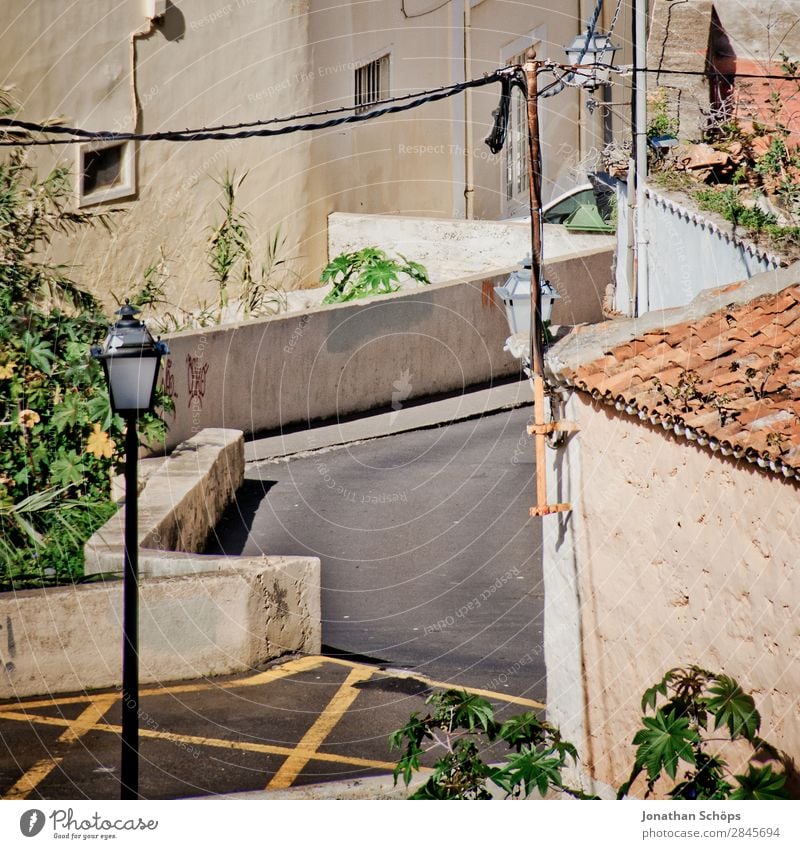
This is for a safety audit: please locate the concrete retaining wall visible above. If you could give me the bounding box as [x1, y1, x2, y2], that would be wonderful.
[0, 557, 320, 699]
[0, 429, 321, 699]
[158, 253, 613, 451]
[327, 212, 616, 284]
[85, 428, 245, 576]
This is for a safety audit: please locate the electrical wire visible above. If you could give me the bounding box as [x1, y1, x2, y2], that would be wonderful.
[400, 0, 451, 18]
[4, 59, 797, 148]
[0, 70, 512, 146]
[541, 0, 605, 98]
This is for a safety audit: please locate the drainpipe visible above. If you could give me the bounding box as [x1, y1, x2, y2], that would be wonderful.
[450, 1, 467, 218]
[129, 15, 157, 133]
[464, 0, 474, 218]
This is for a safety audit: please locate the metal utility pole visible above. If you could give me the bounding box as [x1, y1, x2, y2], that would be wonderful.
[524, 49, 571, 518]
[631, 0, 649, 315]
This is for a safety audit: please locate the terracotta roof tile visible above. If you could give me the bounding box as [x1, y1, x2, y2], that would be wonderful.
[557, 284, 800, 481]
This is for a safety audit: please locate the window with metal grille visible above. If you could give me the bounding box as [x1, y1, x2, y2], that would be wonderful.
[354, 55, 389, 113]
[505, 51, 529, 212]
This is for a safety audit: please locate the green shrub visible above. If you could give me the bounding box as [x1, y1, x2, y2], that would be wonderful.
[0, 148, 165, 589]
[391, 666, 789, 800]
[321, 247, 429, 304]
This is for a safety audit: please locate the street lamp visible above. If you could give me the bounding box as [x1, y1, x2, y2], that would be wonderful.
[494, 254, 561, 339]
[564, 29, 619, 91]
[91, 301, 168, 800]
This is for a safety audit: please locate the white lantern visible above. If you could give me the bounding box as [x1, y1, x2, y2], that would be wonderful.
[564, 30, 619, 91]
[494, 255, 562, 337]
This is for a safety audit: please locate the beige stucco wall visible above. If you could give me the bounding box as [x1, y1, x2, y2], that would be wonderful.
[1, 0, 314, 311]
[543, 391, 800, 794]
[2, 1, 626, 313]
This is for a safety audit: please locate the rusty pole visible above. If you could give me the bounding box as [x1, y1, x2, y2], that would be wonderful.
[524, 49, 545, 380]
[524, 49, 571, 517]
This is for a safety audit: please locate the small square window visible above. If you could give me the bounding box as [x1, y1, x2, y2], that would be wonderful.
[77, 140, 135, 206]
[354, 55, 389, 114]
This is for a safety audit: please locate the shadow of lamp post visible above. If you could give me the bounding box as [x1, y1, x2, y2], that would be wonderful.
[91, 302, 169, 800]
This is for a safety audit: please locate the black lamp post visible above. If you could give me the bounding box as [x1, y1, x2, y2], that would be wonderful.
[91, 302, 168, 800]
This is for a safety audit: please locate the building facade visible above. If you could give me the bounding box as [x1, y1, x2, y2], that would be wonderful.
[1, 0, 627, 312]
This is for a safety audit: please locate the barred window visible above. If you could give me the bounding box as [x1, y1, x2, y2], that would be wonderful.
[505, 51, 529, 211]
[354, 55, 389, 113]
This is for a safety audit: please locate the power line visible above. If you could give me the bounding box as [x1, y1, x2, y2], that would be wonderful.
[0, 70, 512, 146]
[4, 60, 799, 148]
[542, 0, 605, 98]
[634, 65, 800, 82]
[400, 0, 451, 19]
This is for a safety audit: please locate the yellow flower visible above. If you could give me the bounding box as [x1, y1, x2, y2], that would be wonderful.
[0, 362, 16, 379]
[86, 423, 116, 459]
[18, 408, 41, 428]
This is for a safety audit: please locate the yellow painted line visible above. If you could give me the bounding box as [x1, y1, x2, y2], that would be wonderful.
[0, 656, 325, 713]
[3, 757, 63, 800]
[142, 726, 399, 772]
[2, 694, 117, 800]
[137, 655, 326, 699]
[0, 709, 400, 773]
[0, 712, 75, 730]
[58, 694, 117, 744]
[0, 694, 97, 711]
[418, 676, 545, 710]
[268, 665, 374, 790]
[320, 657, 545, 709]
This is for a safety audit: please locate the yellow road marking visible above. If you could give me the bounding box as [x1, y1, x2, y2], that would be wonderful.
[3, 757, 63, 800]
[0, 656, 324, 713]
[321, 657, 545, 709]
[58, 694, 117, 744]
[268, 665, 374, 790]
[0, 654, 538, 796]
[139, 655, 325, 698]
[0, 709, 400, 773]
[1, 655, 539, 713]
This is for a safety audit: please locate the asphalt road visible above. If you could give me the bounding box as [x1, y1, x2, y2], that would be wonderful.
[208, 406, 544, 702]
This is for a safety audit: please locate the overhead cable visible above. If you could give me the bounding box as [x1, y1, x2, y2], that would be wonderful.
[0, 69, 512, 147]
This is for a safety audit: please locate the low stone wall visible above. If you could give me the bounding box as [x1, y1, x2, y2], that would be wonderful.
[85, 428, 244, 576]
[158, 253, 613, 451]
[0, 429, 321, 699]
[327, 212, 616, 284]
[0, 558, 320, 699]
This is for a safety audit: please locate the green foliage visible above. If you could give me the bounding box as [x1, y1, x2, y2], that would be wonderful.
[391, 668, 789, 801]
[618, 667, 788, 800]
[0, 146, 167, 589]
[207, 171, 293, 322]
[647, 89, 679, 141]
[321, 247, 430, 304]
[390, 689, 590, 800]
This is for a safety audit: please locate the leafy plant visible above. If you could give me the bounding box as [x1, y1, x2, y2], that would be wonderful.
[391, 668, 789, 800]
[390, 689, 593, 799]
[321, 247, 430, 304]
[618, 666, 789, 800]
[207, 170, 294, 321]
[0, 142, 168, 589]
[647, 88, 679, 141]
